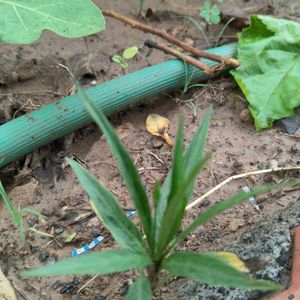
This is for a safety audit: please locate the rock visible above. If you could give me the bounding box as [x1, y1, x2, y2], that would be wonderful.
[228, 218, 245, 232]
[177, 198, 300, 300]
[278, 107, 300, 134]
[151, 136, 163, 149]
[41, 208, 53, 217]
[118, 282, 129, 296]
[54, 224, 64, 235]
[239, 109, 253, 124]
[38, 251, 50, 262]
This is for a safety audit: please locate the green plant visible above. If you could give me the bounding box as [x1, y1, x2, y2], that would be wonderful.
[0, 181, 44, 240]
[200, 0, 224, 25]
[139, 0, 146, 13]
[112, 46, 139, 69]
[231, 15, 300, 131]
[0, 0, 105, 44]
[21, 89, 300, 297]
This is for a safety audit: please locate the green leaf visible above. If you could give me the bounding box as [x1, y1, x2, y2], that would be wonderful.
[65, 232, 77, 243]
[21, 207, 44, 219]
[163, 252, 280, 290]
[0, 181, 18, 224]
[123, 46, 139, 60]
[169, 118, 184, 202]
[200, 0, 221, 25]
[231, 15, 300, 131]
[176, 179, 300, 244]
[0, 0, 105, 44]
[67, 159, 145, 253]
[154, 107, 212, 248]
[22, 249, 152, 277]
[28, 227, 53, 238]
[112, 55, 124, 65]
[76, 87, 153, 250]
[125, 278, 152, 300]
[156, 153, 210, 258]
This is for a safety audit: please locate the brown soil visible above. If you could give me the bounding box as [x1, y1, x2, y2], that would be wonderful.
[0, 0, 299, 299]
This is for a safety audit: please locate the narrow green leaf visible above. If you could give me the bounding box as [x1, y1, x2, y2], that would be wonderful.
[0, 181, 18, 224]
[163, 252, 280, 290]
[67, 159, 145, 253]
[22, 249, 152, 277]
[156, 154, 210, 258]
[76, 88, 153, 250]
[0, 0, 105, 44]
[28, 227, 53, 238]
[125, 278, 152, 300]
[169, 118, 184, 201]
[152, 181, 161, 208]
[21, 207, 45, 219]
[123, 46, 139, 60]
[154, 108, 212, 251]
[176, 179, 300, 245]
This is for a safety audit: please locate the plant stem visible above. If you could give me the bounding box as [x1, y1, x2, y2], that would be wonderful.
[144, 40, 214, 73]
[102, 9, 240, 68]
[147, 263, 161, 291]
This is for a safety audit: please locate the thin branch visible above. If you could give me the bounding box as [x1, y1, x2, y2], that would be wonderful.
[145, 40, 214, 73]
[186, 166, 300, 210]
[102, 9, 240, 68]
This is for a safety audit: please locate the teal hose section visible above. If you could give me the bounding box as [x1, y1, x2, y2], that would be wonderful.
[0, 43, 236, 168]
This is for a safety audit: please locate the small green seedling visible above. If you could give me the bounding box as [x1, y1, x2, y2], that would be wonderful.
[139, 0, 146, 13]
[112, 46, 139, 69]
[200, 0, 224, 25]
[22, 88, 300, 298]
[0, 181, 44, 240]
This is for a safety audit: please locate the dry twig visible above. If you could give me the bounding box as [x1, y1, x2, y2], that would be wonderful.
[145, 40, 214, 73]
[186, 166, 300, 210]
[102, 9, 240, 68]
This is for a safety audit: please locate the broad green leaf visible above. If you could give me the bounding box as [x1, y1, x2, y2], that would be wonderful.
[0, 0, 105, 44]
[123, 46, 139, 60]
[163, 252, 280, 290]
[176, 179, 300, 245]
[200, 0, 221, 25]
[112, 55, 123, 65]
[125, 278, 152, 300]
[154, 108, 212, 247]
[22, 249, 151, 277]
[231, 15, 300, 131]
[67, 159, 145, 254]
[76, 88, 153, 250]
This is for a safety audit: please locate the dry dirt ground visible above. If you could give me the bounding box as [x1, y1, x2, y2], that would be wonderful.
[0, 0, 300, 299]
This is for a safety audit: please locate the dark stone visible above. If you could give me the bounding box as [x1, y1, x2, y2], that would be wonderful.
[38, 251, 49, 262]
[54, 224, 64, 235]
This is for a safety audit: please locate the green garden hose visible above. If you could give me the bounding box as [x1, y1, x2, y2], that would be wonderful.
[0, 43, 237, 168]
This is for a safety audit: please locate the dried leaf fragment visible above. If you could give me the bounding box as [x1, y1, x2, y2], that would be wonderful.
[216, 252, 250, 273]
[146, 114, 173, 146]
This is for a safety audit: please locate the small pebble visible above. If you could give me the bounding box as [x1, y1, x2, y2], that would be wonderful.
[151, 137, 163, 149]
[38, 251, 50, 262]
[54, 224, 64, 235]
